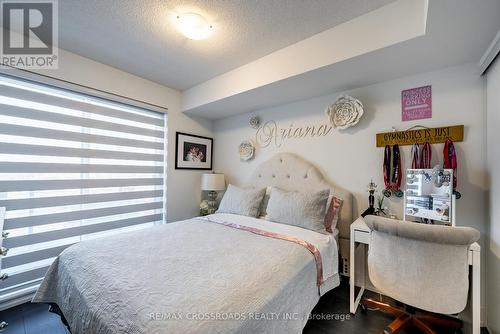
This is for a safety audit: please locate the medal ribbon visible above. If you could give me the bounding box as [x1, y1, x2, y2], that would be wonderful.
[383, 145, 392, 192]
[411, 144, 420, 169]
[420, 142, 432, 168]
[392, 144, 402, 192]
[443, 139, 458, 190]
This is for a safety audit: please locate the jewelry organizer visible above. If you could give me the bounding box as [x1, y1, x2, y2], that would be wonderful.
[404, 168, 456, 226]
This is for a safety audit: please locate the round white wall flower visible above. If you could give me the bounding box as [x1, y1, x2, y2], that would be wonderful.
[249, 116, 260, 129]
[239, 140, 255, 161]
[325, 95, 364, 129]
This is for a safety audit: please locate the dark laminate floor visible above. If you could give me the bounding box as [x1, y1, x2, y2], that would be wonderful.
[0, 278, 490, 334]
[0, 302, 69, 334]
[303, 279, 490, 334]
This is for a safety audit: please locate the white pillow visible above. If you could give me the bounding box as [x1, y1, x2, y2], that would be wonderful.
[217, 184, 266, 217]
[266, 187, 330, 233]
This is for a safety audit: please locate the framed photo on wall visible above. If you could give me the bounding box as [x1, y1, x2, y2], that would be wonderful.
[175, 132, 213, 170]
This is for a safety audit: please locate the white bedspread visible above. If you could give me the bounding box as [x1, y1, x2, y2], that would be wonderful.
[33, 213, 339, 334]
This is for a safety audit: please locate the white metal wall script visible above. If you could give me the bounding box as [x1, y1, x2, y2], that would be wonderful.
[255, 120, 333, 148]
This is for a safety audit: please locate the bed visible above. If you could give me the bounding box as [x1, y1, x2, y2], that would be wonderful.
[32, 153, 353, 334]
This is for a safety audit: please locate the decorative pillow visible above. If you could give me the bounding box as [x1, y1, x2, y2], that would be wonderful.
[217, 184, 266, 217]
[266, 187, 330, 233]
[324, 196, 343, 233]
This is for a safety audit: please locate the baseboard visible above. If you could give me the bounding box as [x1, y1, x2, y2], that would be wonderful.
[482, 306, 487, 327]
[0, 292, 34, 311]
[0, 284, 39, 311]
[338, 238, 350, 276]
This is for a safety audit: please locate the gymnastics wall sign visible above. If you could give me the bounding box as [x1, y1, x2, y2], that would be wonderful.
[401, 85, 432, 121]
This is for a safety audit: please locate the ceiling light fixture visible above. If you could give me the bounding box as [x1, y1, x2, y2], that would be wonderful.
[176, 13, 213, 40]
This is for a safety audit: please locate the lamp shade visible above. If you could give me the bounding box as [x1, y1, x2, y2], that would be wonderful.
[201, 173, 225, 191]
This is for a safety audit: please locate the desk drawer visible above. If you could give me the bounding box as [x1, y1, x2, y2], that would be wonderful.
[354, 230, 370, 244]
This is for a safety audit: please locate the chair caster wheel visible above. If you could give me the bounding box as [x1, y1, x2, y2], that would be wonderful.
[0, 321, 8, 331]
[360, 303, 367, 313]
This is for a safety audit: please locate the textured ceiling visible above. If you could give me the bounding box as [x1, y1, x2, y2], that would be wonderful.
[57, 0, 395, 90]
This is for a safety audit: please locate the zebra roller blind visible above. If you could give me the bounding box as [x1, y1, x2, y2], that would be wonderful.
[0, 74, 166, 302]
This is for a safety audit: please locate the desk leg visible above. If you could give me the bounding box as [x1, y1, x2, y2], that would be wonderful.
[350, 240, 366, 314]
[472, 250, 480, 334]
[350, 235, 355, 313]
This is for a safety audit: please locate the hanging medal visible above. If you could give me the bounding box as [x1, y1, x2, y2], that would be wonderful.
[420, 142, 432, 168]
[411, 143, 420, 169]
[383, 145, 392, 197]
[392, 144, 403, 197]
[383, 145, 403, 197]
[443, 139, 461, 199]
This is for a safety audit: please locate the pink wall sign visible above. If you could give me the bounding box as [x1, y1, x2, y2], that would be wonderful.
[401, 85, 432, 121]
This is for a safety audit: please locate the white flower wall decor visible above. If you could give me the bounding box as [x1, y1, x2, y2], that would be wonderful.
[249, 116, 261, 129]
[325, 95, 364, 129]
[239, 140, 255, 161]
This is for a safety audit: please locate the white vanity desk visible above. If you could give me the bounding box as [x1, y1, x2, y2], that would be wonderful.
[349, 216, 481, 334]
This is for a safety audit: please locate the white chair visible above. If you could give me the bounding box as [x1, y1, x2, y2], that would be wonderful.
[361, 215, 480, 334]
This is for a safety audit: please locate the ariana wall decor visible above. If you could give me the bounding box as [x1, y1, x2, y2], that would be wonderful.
[255, 120, 333, 148]
[251, 96, 364, 149]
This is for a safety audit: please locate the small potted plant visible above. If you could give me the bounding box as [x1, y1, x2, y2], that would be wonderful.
[375, 195, 388, 216]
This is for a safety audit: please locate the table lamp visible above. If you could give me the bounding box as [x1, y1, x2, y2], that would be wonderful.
[201, 173, 225, 214]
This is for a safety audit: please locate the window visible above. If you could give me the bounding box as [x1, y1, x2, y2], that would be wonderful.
[0, 74, 166, 303]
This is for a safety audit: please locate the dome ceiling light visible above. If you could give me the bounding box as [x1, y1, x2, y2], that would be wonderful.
[176, 13, 214, 40]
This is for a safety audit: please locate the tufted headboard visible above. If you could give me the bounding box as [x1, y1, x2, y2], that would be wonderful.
[246, 153, 353, 240]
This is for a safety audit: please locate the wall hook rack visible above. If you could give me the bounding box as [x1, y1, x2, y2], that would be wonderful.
[376, 125, 464, 147]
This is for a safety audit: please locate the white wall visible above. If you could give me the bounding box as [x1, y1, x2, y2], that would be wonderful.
[213, 63, 488, 315]
[26, 48, 213, 222]
[486, 55, 500, 334]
